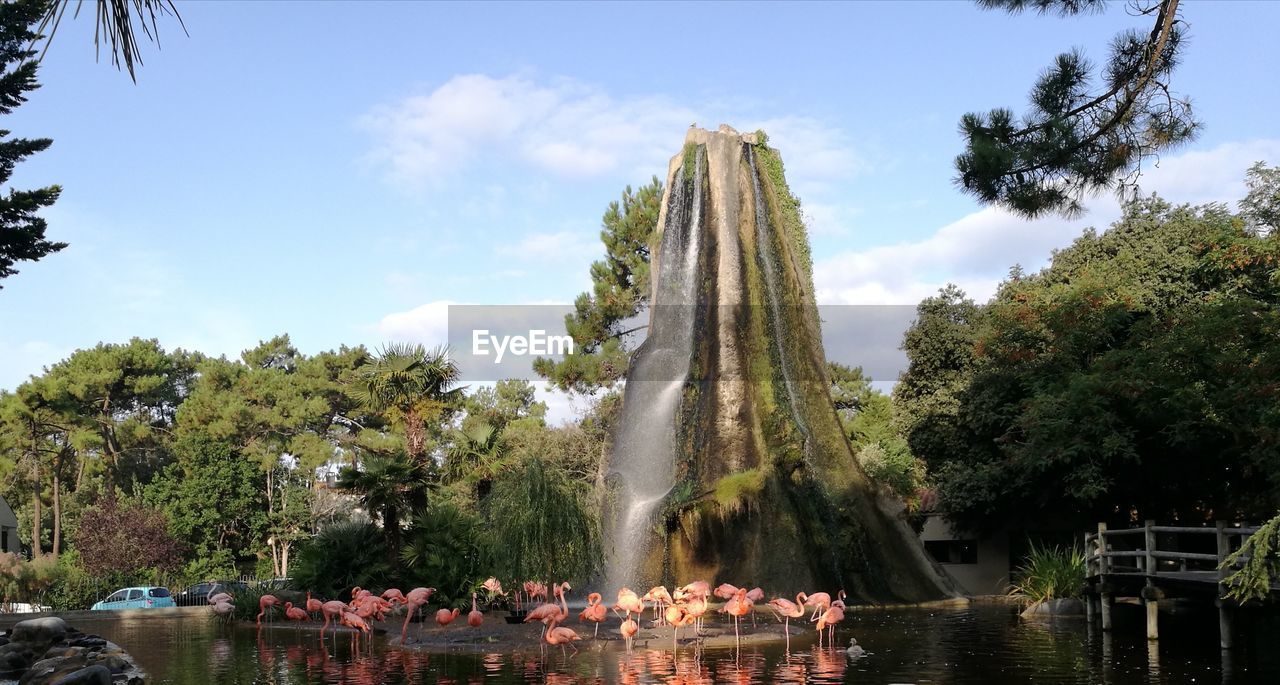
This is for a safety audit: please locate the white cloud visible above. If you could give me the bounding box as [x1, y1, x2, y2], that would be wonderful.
[360, 74, 866, 190]
[375, 300, 458, 346]
[495, 229, 598, 264]
[814, 139, 1280, 305]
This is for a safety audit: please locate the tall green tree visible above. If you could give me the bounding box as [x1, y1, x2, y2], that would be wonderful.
[956, 0, 1198, 218]
[903, 192, 1280, 532]
[535, 178, 663, 392]
[484, 456, 601, 583]
[0, 0, 64, 288]
[1239, 162, 1280, 236]
[349, 343, 461, 468]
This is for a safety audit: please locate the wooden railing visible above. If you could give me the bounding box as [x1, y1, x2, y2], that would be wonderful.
[1085, 520, 1258, 582]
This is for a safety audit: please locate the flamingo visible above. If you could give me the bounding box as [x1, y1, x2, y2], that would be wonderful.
[745, 588, 765, 625]
[207, 591, 233, 606]
[319, 600, 346, 638]
[305, 592, 323, 619]
[257, 594, 281, 625]
[468, 593, 484, 628]
[400, 587, 436, 645]
[435, 607, 461, 627]
[685, 590, 710, 636]
[284, 602, 308, 630]
[614, 587, 645, 620]
[525, 582, 570, 637]
[713, 583, 741, 600]
[642, 586, 673, 626]
[578, 592, 607, 637]
[211, 600, 235, 621]
[678, 580, 710, 599]
[800, 591, 832, 620]
[619, 616, 639, 650]
[814, 599, 846, 649]
[846, 637, 867, 658]
[381, 588, 407, 605]
[768, 593, 807, 650]
[720, 588, 753, 647]
[665, 603, 697, 651]
[543, 617, 581, 658]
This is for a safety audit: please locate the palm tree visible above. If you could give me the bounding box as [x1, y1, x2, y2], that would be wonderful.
[444, 421, 508, 499]
[349, 344, 462, 469]
[336, 454, 425, 566]
[37, 1, 186, 82]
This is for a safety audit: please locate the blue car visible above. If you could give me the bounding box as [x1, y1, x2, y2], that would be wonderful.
[91, 586, 176, 610]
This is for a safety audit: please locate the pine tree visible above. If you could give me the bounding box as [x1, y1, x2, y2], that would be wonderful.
[956, 0, 1198, 218]
[0, 0, 63, 288]
[533, 177, 663, 392]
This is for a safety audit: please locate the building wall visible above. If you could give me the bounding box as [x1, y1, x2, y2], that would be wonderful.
[919, 515, 1011, 596]
[0, 495, 19, 554]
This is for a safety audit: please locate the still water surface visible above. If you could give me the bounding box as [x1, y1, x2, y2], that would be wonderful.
[67, 604, 1277, 684]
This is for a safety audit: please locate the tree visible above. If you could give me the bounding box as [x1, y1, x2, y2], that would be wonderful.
[0, 0, 64, 288]
[74, 495, 181, 576]
[336, 454, 424, 566]
[829, 363, 925, 502]
[1239, 162, 1280, 236]
[349, 343, 461, 468]
[956, 0, 1198, 218]
[37, 1, 184, 82]
[535, 178, 663, 392]
[484, 457, 601, 582]
[903, 191, 1280, 532]
[461, 379, 546, 432]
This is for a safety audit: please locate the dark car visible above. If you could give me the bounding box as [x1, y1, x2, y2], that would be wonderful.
[172, 580, 250, 607]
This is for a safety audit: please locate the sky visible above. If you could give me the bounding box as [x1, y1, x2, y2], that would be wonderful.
[2, 1, 1278, 422]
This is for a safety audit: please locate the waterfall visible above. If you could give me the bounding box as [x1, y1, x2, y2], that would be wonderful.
[747, 146, 811, 449]
[602, 149, 704, 592]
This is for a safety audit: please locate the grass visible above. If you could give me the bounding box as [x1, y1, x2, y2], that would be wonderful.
[1008, 541, 1086, 603]
[712, 468, 768, 515]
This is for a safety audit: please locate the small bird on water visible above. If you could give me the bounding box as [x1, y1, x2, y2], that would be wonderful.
[846, 637, 867, 658]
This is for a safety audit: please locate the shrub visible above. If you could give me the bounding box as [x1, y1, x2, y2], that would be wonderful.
[1008, 541, 1086, 603]
[290, 521, 390, 601]
[485, 457, 601, 583]
[401, 503, 486, 610]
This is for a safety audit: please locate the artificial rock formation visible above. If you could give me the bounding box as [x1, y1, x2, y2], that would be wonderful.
[0, 617, 144, 685]
[605, 125, 956, 603]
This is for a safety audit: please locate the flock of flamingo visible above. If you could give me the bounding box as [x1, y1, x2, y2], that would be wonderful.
[207, 578, 857, 658]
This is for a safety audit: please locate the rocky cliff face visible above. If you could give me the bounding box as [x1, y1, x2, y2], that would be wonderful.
[606, 125, 955, 603]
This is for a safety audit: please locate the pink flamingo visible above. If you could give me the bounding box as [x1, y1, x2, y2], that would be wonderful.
[257, 594, 281, 625]
[525, 582, 570, 637]
[800, 591, 832, 620]
[579, 592, 607, 637]
[319, 600, 346, 638]
[305, 592, 323, 619]
[467, 593, 484, 628]
[642, 586, 673, 626]
[381, 588, 407, 605]
[543, 617, 581, 658]
[613, 587, 645, 621]
[211, 600, 234, 621]
[745, 587, 765, 625]
[685, 590, 710, 635]
[619, 616, 638, 650]
[813, 598, 846, 649]
[435, 607, 460, 627]
[665, 603, 697, 651]
[720, 588, 753, 647]
[284, 601, 308, 630]
[768, 593, 806, 650]
[399, 587, 436, 645]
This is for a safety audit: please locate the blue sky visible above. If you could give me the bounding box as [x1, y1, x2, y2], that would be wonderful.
[2, 1, 1278, 420]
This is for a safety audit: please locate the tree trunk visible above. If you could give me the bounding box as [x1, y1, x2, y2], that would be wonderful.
[31, 460, 41, 555]
[280, 540, 291, 577]
[51, 464, 61, 557]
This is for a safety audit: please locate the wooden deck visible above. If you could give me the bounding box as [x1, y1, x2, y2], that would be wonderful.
[1084, 520, 1265, 648]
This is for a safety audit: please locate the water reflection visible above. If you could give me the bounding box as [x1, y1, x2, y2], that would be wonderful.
[55, 605, 1280, 684]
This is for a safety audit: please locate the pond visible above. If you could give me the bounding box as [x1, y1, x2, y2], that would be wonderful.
[56, 603, 1280, 684]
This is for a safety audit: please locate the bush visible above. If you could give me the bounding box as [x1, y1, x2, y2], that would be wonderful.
[290, 521, 390, 602]
[1008, 541, 1085, 603]
[401, 503, 486, 609]
[485, 457, 601, 583]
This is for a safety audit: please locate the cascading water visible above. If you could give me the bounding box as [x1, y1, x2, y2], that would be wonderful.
[747, 146, 811, 449]
[603, 149, 704, 591]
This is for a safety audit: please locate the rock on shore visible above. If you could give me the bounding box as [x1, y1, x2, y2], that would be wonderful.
[0, 617, 145, 685]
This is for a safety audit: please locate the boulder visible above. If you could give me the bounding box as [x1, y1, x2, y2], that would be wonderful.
[18, 653, 88, 685]
[1021, 598, 1086, 618]
[10, 617, 69, 649]
[50, 665, 114, 685]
